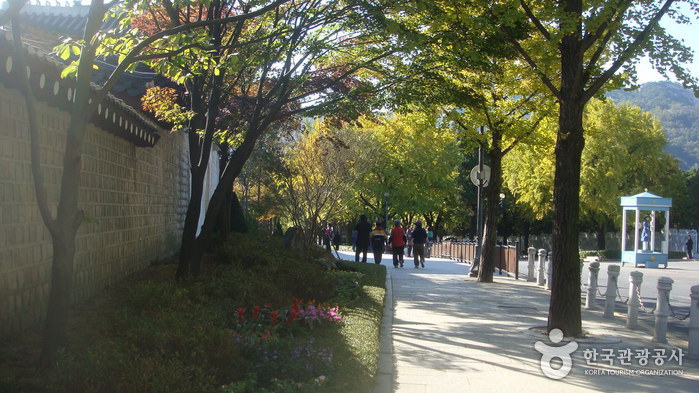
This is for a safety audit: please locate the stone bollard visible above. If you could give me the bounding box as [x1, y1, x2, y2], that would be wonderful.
[546, 251, 553, 290]
[527, 247, 536, 282]
[604, 265, 621, 319]
[689, 285, 699, 359]
[585, 262, 600, 309]
[537, 249, 547, 286]
[653, 277, 674, 343]
[626, 271, 643, 329]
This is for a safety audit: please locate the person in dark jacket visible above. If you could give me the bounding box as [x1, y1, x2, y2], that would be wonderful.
[370, 220, 388, 264]
[354, 215, 372, 263]
[333, 227, 342, 252]
[411, 220, 428, 268]
[686, 235, 694, 259]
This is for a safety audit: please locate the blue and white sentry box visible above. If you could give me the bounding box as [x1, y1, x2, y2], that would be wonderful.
[620, 191, 672, 268]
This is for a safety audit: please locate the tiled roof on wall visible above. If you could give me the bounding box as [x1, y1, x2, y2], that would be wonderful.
[0, 31, 162, 147]
[20, 1, 121, 37]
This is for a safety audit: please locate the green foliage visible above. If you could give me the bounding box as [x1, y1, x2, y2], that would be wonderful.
[679, 168, 699, 228]
[607, 81, 699, 170]
[263, 119, 376, 244]
[504, 99, 686, 230]
[351, 109, 462, 223]
[140, 87, 194, 132]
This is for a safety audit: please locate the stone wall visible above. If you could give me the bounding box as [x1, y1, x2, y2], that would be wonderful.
[0, 85, 190, 335]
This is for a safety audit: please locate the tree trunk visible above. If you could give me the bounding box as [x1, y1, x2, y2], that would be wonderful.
[180, 121, 268, 276]
[523, 221, 530, 251]
[41, 233, 76, 365]
[547, 98, 585, 337]
[215, 185, 233, 238]
[478, 149, 503, 283]
[215, 150, 233, 237]
[596, 225, 606, 250]
[176, 165, 205, 279]
[230, 191, 248, 233]
[176, 73, 221, 278]
[546, 0, 586, 336]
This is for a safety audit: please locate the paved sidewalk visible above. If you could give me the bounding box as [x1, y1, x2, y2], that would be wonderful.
[337, 252, 699, 392]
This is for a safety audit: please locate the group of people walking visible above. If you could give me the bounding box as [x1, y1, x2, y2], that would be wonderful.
[353, 215, 431, 268]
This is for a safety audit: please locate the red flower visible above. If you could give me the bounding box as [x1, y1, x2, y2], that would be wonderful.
[236, 307, 246, 325]
[287, 309, 300, 324]
[252, 305, 261, 320]
[270, 311, 280, 328]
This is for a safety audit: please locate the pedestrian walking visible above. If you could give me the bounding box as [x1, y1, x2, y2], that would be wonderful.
[333, 226, 342, 252]
[412, 220, 428, 268]
[323, 223, 333, 252]
[406, 226, 414, 257]
[354, 215, 372, 263]
[352, 229, 358, 252]
[686, 235, 694, 259]
[426, 226, 435, 257]
[370, 220, 388, 264]
[389, 219, 406, 268]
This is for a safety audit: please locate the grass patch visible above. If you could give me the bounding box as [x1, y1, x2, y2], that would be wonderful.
[0, 234, 387, 393]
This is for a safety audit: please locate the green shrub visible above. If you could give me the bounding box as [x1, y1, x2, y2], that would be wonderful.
[212, 233, 336, 305]
[669, 250, 687, 259]
[329, 270, 365, 304]
[45, 344, 222, 393]
[579, 249, 621, 260]
[12, 232, 386, 393]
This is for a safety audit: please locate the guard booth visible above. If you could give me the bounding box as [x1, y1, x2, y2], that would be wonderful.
[620, 191, 672, 268]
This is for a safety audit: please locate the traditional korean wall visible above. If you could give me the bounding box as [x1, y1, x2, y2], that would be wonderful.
[0, 85, 190, 335]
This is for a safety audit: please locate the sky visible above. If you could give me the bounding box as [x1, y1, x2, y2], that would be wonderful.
[635, 5, 699, 83]
[2, 0, 697, 84]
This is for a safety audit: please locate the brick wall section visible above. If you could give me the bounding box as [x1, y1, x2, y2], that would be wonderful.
[0, 85, 190, 335]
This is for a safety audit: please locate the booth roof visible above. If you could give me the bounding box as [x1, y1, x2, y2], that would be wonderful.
[620, 191, 673, 210]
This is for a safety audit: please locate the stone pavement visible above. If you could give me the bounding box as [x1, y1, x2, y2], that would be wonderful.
[336, 251, 699, 393]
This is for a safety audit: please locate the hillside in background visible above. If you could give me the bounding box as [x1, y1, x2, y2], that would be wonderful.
[606, 81, 699, 170]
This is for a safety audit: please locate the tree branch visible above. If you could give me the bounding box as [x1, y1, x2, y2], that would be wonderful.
[508, 38, 561, 100]
[582, 0, 633, 80]
[584, 0, 676, 102]
[89, 0, 289, 112]
[520, 0, 551, 40]
[10, 9, 59, 236]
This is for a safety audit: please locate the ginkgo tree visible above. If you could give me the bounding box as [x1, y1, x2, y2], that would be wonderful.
[489, 0, 699, 336]
[265, 119, 376, 244]
[444, 61, 555, 283]
[504, 98, 687, 250]
[351, 109, 462, 230]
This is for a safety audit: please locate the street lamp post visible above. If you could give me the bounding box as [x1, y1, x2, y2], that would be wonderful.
[470, 126, 486, 277]
[499, 193, 506, 246]
[384, 192, 390, 228]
